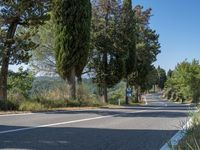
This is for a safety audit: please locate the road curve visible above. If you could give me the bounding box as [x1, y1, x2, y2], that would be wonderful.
[0, 93, 195, 150]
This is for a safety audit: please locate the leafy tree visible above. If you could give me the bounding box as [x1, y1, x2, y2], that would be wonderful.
[52, 0, 91, 100]
[90, 0, 125, 103]
[8, 67, 34, 98]
[167, 69, 173, 78]
[129, 6, 161, 102]
[157, 66, 167, 90]
[165, 60, 200, 103]
[31, 16, 56, 76]
[0, 0, 50, 101]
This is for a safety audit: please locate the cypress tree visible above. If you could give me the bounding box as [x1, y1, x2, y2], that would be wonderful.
[121, 0, 136, 104]
[52, 0, 91, 100]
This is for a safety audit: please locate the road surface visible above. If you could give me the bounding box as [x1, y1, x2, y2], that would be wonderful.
[0, 93, 195, 150]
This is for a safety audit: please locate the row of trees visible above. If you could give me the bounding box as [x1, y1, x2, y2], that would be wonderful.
[32, 0, 161, 103]
[0, 0, 161, 104]
[165, 60, 200, 103]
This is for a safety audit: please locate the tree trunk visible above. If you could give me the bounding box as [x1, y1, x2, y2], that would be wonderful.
[77, 76, 82, 84]
[67, 67, 76, 100]
[153, 84, 156, 93]
[135, 86, 139, 103]
[0, 52, 10, 101]
[135, 85, 141, 103]
[103, 83, 108, 103]
[138, 86, 141, 101]
[102, 52, 108, 103]
[0, 22, 17, 101]
[125, 79, 129, 105]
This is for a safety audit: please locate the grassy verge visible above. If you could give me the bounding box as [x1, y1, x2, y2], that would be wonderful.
[176, 108, 200, 150]
[0, 98, 104, 112]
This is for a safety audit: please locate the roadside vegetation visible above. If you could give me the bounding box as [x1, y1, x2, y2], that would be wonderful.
[176, 110, 200, 150]
[164, 60, 200, 104]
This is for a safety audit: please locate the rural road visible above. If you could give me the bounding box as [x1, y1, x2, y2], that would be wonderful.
[0, 93, 195, 150]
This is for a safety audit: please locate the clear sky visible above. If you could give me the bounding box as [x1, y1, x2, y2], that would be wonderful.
[133, 0, 200, 71]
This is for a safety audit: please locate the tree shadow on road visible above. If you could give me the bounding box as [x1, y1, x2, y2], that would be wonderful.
[43, 108, 190, 119]
[0, 125, 178, 150]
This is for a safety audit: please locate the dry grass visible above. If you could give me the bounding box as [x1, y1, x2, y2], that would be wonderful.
[176, 110, 200, 150]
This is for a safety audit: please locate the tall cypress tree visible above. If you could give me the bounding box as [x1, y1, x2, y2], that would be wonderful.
[121, 0, 136, 104]
[53, 0, 91, 100]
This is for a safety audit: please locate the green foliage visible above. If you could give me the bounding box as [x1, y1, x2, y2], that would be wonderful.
[176, 111, 200, 150]
[19, 101, 45, 111]
[52, 0, 91, 79]
[165, 59, 200, 103]
[0, 99, 19, 111]
[129, 6, 160, 94]
[121, 0, 136, 77]
[0, 0, 50, 65]
[157, 66, 167, 90]
[91, 0, 125, 94]
[8, 67, 34, 99]
[31, 15, 56, 75]
[0, 0, 50, 101]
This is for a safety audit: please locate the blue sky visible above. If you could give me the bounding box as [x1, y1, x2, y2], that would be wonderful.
[133, 0, 200, 71]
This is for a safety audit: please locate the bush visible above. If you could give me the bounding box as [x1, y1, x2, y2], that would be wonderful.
[19, 101, 45, 111]
[0, 100, 19, 111]
[40, 99, 67, 108]
[8, 88, 27, 101]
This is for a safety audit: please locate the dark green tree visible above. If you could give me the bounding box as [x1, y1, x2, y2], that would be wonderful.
[91, 0, 124, 103]
[52, 0, 91, 100]
[129, 6, 161, 102]
[167, 69, 173, 78]
[0, 0, 50, 101]
[157, 66, 167, 90]
[120, 0, 136, 104]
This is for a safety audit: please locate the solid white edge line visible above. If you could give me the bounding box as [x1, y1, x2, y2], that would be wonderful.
[0, 109, 148, 135]
[160, 109, 199, 150]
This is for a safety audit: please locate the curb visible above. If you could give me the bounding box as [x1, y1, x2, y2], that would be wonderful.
[160, 108, 199, 150]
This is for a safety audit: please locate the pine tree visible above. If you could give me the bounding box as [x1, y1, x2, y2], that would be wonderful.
[129, 6, 161, 102]
[91, 0, 124, 103]
[52, 0, 91, 100]
[0, 0, 50, 101]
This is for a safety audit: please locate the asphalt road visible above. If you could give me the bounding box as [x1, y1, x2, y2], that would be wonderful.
[0, 93, 195, 150]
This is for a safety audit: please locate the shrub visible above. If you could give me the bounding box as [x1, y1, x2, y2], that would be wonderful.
[40, 99, 67, 108]
[19, 101, 45, 111]
[0, 100, 19, 111]
[176, 111, 200, 150]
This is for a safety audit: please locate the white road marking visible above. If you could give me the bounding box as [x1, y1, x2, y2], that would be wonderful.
[0, 109, 148, 135]
[160, 109, 199, 150]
